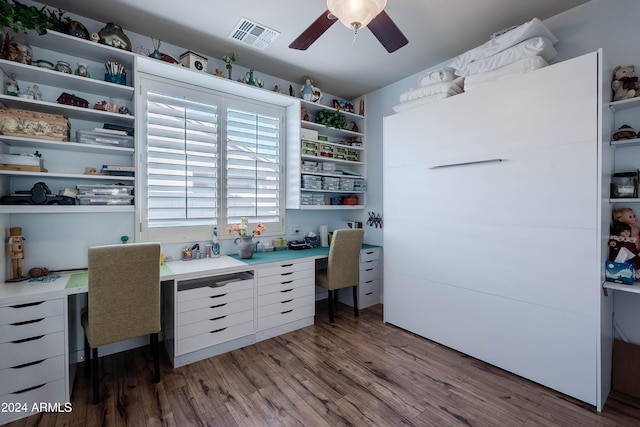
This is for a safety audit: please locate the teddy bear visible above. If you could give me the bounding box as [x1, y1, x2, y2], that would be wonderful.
[612, 65, 640, 101]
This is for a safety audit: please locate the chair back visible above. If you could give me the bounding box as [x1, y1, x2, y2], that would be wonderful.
[326, 229, 364, 290]
[86, 242, 161, 348]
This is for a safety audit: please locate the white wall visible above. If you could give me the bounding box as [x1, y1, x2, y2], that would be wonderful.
[367, 0, 640, 341]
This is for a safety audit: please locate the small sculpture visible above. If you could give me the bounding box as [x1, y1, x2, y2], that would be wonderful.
[301, 106, 309, 121]
[214, 68, 224, 77]
[8, 227, 25, 280]
[223, 53, 236, 79]
[5, 73, 18, 96]
[98, 23, 132, 51]
[30, 84, 42, 101]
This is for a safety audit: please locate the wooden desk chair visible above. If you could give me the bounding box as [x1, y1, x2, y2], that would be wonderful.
[315, 229, 364, 323]
[82, 242, 161, 404]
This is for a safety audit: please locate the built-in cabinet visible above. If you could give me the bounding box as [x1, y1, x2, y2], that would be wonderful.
[383, 51, 609, 410]
[287, 99, 366, 209]
[0, 297, 69, 424]
[0, 30, 136, 214]
[337, 246, 382, 309]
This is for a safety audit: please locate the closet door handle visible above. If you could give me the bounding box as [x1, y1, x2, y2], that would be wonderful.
[429, 158, 504, 169]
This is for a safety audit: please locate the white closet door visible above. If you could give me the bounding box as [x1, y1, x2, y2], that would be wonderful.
[383, 51, 599, 405]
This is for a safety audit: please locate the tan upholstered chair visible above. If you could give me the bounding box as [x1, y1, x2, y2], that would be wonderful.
[82, 242, 161, 404]
[315, 229, 364, 323]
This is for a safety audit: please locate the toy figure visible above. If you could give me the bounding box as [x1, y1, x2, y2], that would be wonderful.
[7, 227, 25, 280]
[612, 207, 640, 250]
[214, 68, 224, 77]
[301, 76, 316, 101]
[5, 73, 18, 96]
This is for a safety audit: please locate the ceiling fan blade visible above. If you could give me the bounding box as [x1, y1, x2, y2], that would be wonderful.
[289, 9, 337, 50]
[368, 10, 409, 53]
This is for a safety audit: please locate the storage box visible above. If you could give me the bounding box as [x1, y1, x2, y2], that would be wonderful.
[613, 339, 640, 398]
[0, 154, 42, 166]
[301, 128, 318, 140]
[179, 50, 208, 72]
[77, 130, 134, 148]
[611, 171, 638, 198]
[0, 107, 70, 141]
[605, 261, 635, 285]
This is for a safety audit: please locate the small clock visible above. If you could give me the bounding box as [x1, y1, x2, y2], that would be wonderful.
[179, 50, 208, 73]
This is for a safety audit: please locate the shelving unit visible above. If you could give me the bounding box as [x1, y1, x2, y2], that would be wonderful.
[0, 30, 136, 213]
[287, 99, 367, 210]
[604, 97, 640, 292]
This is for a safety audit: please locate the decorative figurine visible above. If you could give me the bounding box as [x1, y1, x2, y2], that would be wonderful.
[244, 69, 264, 87]
[31, 84, 42, 101]
[98, 23, 132, 51]
[289, 85, 294, 97]
[214, 68, 224, 77]
[7, 227, 26, 281]
[612, 207, 640, 250]
[300, 76, 322, 102]
[75, 63, 90, 78]
[5, 73, 18, 96]
[150, 38, 162, 60]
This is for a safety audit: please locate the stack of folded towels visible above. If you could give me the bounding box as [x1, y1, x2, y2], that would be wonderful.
[450, 17, 559, 92]
[392, 69, 464, 113]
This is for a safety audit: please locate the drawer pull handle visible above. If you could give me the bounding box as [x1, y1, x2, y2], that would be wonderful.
[209, 293, 227, 299]
[10, 301, 44, 309]
[281, 272, 294, 276]
[365, 251, 375, 255]
[365, 292, 373, 296]
[280, 289, 293, 293]
[281, 309, 293, 314]
[209, 327, 227, 334]
[281, 263, 293, 267]
[281, 299, 293, 304]
[12, 335, 44, 344]
[209, 315, 227, 321]
[210, 303, 227, 309]
[12, 383, 46, 394]
[12, 318, 45, 326]
[281, 280, 293, 285]
[12, 359, 45, 369]
[429, 158, 504, 169]
[365, 268, 374, 272]
[365, 280, 374, 284]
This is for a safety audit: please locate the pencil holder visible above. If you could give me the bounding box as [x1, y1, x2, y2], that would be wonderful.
[104, 72, 126, 85]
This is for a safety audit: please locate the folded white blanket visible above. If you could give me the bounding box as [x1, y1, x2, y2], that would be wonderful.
[399, 77, 464, 102]
[455, 36, 557, 77]
[449, 17, 558, 70]
[464, 56, 548, 92]
[392, 92, 460, 113]
[417, 67, 456, 87]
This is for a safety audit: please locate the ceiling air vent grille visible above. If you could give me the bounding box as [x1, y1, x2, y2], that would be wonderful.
[229, 18, 280, 50]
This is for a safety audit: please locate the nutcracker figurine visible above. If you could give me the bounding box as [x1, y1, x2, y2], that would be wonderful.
[8, 227, 26, 281]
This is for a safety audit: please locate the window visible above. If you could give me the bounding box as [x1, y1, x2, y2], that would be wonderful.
[137, 75, 285, 243]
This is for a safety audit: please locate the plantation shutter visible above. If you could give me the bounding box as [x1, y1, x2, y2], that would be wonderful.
[225, 100, 283, 226]
[145, 86, 220, 228]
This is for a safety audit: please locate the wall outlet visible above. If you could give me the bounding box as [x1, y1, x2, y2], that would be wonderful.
[291, 225, 300, 234]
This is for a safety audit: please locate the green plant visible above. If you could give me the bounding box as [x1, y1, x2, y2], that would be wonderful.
[316, 109, 347, 129]
[1, 0, 69, 35]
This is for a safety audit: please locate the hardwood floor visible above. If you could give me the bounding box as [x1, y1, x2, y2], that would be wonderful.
[7, 302, 640, 426]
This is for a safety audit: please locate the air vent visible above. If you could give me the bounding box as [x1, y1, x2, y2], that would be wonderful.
[229, 17, 280, 50]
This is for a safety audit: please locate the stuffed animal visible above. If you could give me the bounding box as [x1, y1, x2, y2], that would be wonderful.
[612, 65, 640, 101]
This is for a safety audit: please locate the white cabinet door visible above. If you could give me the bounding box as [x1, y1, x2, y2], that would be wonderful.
[383, 51, 600, 406]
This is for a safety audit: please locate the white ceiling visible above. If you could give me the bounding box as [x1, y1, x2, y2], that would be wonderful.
[36, 0, 590, 99]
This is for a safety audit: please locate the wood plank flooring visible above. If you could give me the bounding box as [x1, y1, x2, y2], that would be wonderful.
[6, 302, 640, 427]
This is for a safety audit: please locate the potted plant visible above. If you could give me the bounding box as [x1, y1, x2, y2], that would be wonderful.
[1, 0, 69, 65]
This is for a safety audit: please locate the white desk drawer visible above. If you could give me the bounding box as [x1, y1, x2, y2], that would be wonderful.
[258, 269, 314, 289]
[258, 285, 314, 307]
[258, 303, 315, 330]
[360, 277, 381, 294]
[0, 354, 65, 395]
[360, 258, 380, 271]
[258, 294, 314, 318]
[360, 249, 380, 263]
[177, 297, 254, 327]
[177, 278, 253, 303]
[0, 331, 65, 370]
[0, 314, 64, 344]
[178, 288, 254, 313]
[177, 321, 254, 355]
[258, 276, 314, 296]
[360, 267, 380, 284]
[359, 290, 380, 308]
[257, 260, 314, 278]
[0, 299, 64, 326]
[0, 378, 66, 424]
[177, 309, 253, 340]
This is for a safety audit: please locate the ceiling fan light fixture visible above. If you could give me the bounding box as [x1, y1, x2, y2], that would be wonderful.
[327, 0, 387, 32]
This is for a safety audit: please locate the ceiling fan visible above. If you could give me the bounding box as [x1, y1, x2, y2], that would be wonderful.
[289, 0, 408, 53]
